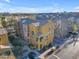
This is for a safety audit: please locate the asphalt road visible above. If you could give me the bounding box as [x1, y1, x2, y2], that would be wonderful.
[48, 38, 79, 59]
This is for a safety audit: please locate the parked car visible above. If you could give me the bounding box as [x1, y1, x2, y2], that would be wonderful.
[28, 52, 38, 59]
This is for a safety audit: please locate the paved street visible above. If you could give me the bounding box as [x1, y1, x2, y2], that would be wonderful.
[48, 38, 79, 59]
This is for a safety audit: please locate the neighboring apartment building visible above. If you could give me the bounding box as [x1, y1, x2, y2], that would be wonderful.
[20, 18, 55, 50]
[19, 18, 33, 40]
[0, 17, 17, 35]
[13, 14, 36, 37]
[0, 18, 16, 59]
[5, 18, 17, 35]
[0, 45, 16, 59]
[0, 23, 9, 45]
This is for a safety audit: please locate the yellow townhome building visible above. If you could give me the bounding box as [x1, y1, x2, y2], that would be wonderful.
[20, 18, 55, 50]
[0, 24, 9, 45]
[0, 21, 16, 59]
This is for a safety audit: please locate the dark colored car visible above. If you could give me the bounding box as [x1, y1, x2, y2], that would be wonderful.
[28, 52, 38, 59]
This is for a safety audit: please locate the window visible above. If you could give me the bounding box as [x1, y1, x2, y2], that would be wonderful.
[40, 44, 42, 48]
[32, 31, 34, 35]
[40, 36, 43, 42]
[4, 50, 11, 56]
[0, 38, 1, 42]
[1, 50, 11, 56]
[36, 37, 38, 41]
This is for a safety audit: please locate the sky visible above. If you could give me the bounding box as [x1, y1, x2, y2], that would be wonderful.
[0, 0, 79, 13]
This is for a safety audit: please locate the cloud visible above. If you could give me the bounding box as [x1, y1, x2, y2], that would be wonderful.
[0, 2, 64, 13]
[72, 6, 79, 12]
[75, 6, 79, 10]
[4, 7, 64, 13]
[0, 0, 11, 3]
[0, 6, 64, 13]
[0, 0, 11, 10]
[8, 4, 64, 13]
[5, 0, 10, 3]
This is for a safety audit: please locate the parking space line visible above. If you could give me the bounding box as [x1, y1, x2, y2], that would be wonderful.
[52, 54, 61, 59]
